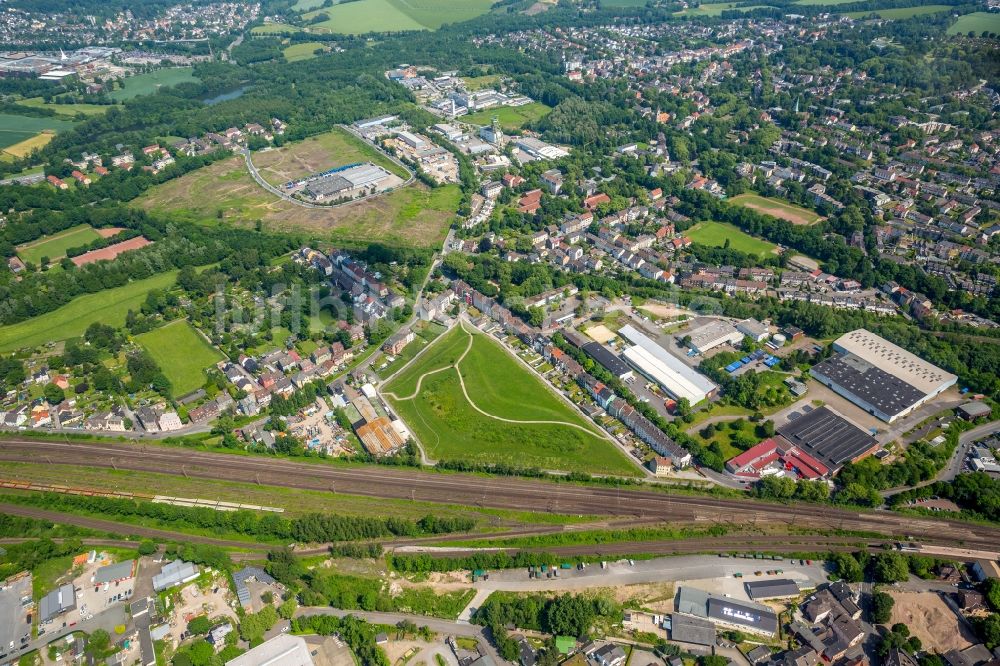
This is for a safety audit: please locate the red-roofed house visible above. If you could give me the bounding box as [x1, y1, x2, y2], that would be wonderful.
[726, 437, 830, 480]
[518, 189, 543, 215]
[584, 193, 611, 210]
[47, 175, 68, 190]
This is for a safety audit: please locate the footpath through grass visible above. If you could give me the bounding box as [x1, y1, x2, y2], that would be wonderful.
[0, 270, 180, 352]
[135, 320, 225, 396]
[384, 324, 638, 475]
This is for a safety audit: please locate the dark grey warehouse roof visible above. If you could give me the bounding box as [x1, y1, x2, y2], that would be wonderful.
[746, 579, 801, 600]
[777, 406, 878, 469]
[707, 596, 778, 634]
[811, 353, 925, 418]
[582, 342, 632, 378]
[670, 614, 716, 646]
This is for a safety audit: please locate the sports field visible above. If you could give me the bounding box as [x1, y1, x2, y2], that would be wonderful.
[0, 113, 76, 151]
[686, 221, 778, 257]
[16, 224, 101, 265]
[946, 12, 1000, 34]
[303, 0, 494, 33]
[284, 41, 325, 62]
[383, 323, 638, 475]
[847, 4, 950, 17]
[252, 22, 303, 34]
[135, 320, 225, 396]
[135, 155, 456, 249]
[729, 193, 823, 226]
[463, 103, 552, 131]
[253, 127, 409, 186]
[110, 68, 199, 101]
[0, 270, 180, 352]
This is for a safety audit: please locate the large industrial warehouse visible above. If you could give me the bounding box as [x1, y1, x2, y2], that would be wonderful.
[776, 406, 879, 472]
[619, 325, 718, 404]
[811, 329, 957, 422]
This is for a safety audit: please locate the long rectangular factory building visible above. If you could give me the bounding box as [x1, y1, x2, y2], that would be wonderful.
[618, 324, 717, 404]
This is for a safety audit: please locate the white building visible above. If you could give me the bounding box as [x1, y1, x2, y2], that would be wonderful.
[226, 635, 314, 666]
[686, 320, 744, 354]
[618, 325, 717, 404]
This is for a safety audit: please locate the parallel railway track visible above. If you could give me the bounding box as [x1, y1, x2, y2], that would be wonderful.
[0, 437, 996, 552]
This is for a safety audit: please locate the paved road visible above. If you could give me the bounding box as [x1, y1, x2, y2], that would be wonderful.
[882, 419, 1000, 497]
[240, 125, 415, 210]
[15, 605, 127, 662]
[294, 608, 504, 663]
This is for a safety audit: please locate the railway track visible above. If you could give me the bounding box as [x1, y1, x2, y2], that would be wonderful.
[1, 437, 997, 552]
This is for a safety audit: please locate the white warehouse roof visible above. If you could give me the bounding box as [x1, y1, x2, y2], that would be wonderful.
[832, 329, 956, 394]
[619, 325, 717, 404]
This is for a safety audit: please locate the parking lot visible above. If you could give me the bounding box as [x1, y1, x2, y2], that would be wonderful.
[67, 558, 134, 626]
[0, 573, 32, 656]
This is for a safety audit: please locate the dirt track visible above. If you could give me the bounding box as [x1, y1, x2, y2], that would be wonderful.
[1, 437, 999, 553]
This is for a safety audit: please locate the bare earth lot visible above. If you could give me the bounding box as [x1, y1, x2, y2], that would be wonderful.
[134, 156, 457, 249]
[729, 193, 823, 226]
[889, 592, 977, 652]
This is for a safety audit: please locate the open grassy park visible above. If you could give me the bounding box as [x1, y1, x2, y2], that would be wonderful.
[16, 224, 101, 265]
[0, 270, 180, 352]
[686, 221, 778, 257]
[110, 68, 199, 101]
[136, 154, 456, 249]
[677, 2, 773, 15]
[135, 320, 225, 396]
[947, 12, 1000, 35]
[383, 324, 638, 475]
[302, 0, 495, 33]
[463, 103, 552, 131]
[729, 193, 822, 226]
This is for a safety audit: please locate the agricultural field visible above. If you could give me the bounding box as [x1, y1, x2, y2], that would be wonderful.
[292, 0, 327, 9]
[946, 12, 1000, 35]
[135, 155, 457, 249]
[135, 320, 225, 397]
[793, 0, 858, 5]
[110, 68, 199, 101]
[383, 323, 639, 475]
[0, 113, 76, 152]
[16, 224, 101, 265]
[729, 193, 823, 226]
[846, 4, 950, 18]
[686, 221, 778, 257]
[677, 2, 773, 15]
[283, 41, 326, 62]
[18, 97, 111, 117]
[0, 270, 180, 352]
[253, 128, 409, 186]
[303, 0, 494, 33]
[2, 131, 55, 158]
[462, 103, 552, 131]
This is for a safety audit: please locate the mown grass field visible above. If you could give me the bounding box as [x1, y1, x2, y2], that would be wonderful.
[847, 4, 950, 18]
[677, 2, 773, 15]
[254, 127, 410, 185]
[135, 155, 457, 249]
[729, 193, 822, 226]
[462, 103, 552, 131]
[19, 97, 111, 117]
[0, 270, 179, 352]
[462, 74, 502, 90]
[686, 221, 778, 257]
[16, 224, 101, 265]
[252, 22, 303, 34]
[283, 41, 325, 62]
[303, 0, 494, 33]
[135, 319, 225, 396]
[793, 0, 858, 5]
[384, 324, 638, 475]
[0, 113, 76, 150]
[946, 12, 1000, 34]
[110, 68, 198, 101]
